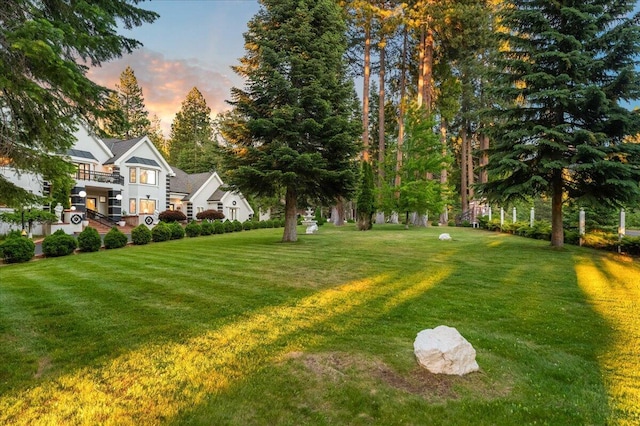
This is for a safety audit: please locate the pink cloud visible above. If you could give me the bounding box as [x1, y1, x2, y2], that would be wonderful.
[88, 48, 240, 136]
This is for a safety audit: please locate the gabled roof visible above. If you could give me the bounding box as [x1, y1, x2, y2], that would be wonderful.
[103, 137, 144, 164]
[126, 156, 160, 167]
[169, 166, 213, 199]
[67, 149, 97, 161]
[208, 188, 226, 202]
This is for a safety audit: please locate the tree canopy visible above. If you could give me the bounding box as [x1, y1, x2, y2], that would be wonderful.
[481, 0, 640, 246]
[0, 0, 157, 207]
[221, 0, 360, 242]
[101, 66, 151, 140]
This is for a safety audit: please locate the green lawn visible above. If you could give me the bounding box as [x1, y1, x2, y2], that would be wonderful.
[0, 225, 638, 425]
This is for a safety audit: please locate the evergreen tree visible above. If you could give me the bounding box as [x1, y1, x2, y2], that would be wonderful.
[221, 0, 360, 242]
[482, 0, 640, 247]
[147, 114, 168, 157]
[102, 66, 151, 139]
[0, 0, 157, 207]
[169, 87, 217, 173]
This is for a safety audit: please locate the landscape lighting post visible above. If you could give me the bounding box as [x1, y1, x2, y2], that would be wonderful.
[579, 208, 585, 246]
[530, 207, 534, 227]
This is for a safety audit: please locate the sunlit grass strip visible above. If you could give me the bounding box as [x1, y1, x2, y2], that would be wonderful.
[575, 256, 640, 425]
[0, 268, 450, 425]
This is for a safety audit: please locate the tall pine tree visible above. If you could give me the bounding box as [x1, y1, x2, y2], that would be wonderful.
[102, 66, 151, 139]
[168, 87, 217, 173]
[221, 0, 360, 242]
[482, 0, 640, 247]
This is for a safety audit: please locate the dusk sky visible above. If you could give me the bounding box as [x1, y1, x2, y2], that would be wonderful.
[88, 0, 261, 136]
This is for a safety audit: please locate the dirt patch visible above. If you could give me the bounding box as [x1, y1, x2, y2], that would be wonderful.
[292, 351, 460, 400]
[34, 356, 52, 379]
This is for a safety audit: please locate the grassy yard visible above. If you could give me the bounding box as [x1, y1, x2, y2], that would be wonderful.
[0, 225, 638, 425]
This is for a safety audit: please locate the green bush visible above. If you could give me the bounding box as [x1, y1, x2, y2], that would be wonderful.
[213, 221, 225, 234]
[0, 235, 35, 263]
[42, 229, 77, 257]
[564, 229, 580, 245]
[621, 236, 640, 256]
[242, 221, 254, 231]
[77, 226, 102, 252]
[232, 220, 243, 232]
[152, 221, 172, 242]
[264, 219, 274, 228]
[169, 221, 185, 240]
[581, 231, 617, 251]
[185, 220, 201, 238]
[223, 220, 235, 233]
[132, 224, 152, 245]
[201, 221, 214, 236]
[103, 227, 128, 249]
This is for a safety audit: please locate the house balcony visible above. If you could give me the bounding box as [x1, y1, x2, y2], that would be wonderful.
[75, 170, 124, 186]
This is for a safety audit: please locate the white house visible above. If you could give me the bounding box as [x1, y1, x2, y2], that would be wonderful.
[168, 167, 254, 223]
[1, 124, 254, 235]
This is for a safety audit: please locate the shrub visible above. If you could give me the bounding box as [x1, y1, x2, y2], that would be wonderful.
[158, 210, 187, 223]
[232, 220, 243, 232]
[581, 231, 617, 251]
[152, 221, 172, 242]
[168, 221, 185, 239]
[201, 221, 214, 235]
[103, 227, 128, 249]
[185, 220, 202, 237]
[42, 229, 77, 257]
[264, 219, 274, 228]
[621, 236, 640, 256]
[242, 221, 254, 231]
[1, 236, 35, 263]
[223, 220, 235, 233]
[213, 221, 225, 234]
[564, 229, 580, 245]
[196, 209, 225, 221]
[132, 224, 152, 245]
[77, 226, 102, 252]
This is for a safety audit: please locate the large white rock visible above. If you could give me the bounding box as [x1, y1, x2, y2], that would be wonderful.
[414, 325, 479, 375]
[438, 233, 452, 241]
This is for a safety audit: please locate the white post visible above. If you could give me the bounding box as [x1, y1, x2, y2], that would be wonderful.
[530, 207, 535, 227]
[579, 208, 585, 246]
[512, 207, 517, 223]
[619, 208, 626, 238]
[488, 206, 492, 221]
[500, 207, 504, 226]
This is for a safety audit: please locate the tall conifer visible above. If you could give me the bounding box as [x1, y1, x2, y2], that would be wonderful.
[482, 0, 640, 246]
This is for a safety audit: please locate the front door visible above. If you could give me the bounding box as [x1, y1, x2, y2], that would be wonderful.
[87, 197, 97, 211]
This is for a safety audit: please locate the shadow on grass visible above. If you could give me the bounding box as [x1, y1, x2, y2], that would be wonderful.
[0, 227, 622, 424]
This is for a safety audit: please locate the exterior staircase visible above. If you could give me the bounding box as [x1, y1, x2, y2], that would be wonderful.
[84, 218, 135, 234]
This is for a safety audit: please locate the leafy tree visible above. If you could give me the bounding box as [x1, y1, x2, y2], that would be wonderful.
[356, 161, 375, 230]
[168, 87, 218, 173]
[221, 0, 361, 242]
[482, 0, 640, 247]
[0, 0, 158, 207]
[147, 114, 168, 156]
[102, 66, 151, 139]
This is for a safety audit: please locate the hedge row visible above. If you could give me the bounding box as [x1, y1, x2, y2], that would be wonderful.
[476, 216, 640, 255]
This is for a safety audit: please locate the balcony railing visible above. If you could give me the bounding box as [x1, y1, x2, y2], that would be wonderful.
[75, 170, 124, 185]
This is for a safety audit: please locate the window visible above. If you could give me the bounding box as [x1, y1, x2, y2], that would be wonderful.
[77, 163, 91, 180]
[129, 199, 137, 214]
[129, 167, 136, 183]
[140, 199, 156, 214]
[139, 168, 156, 185]
[197, 206, 204, 213]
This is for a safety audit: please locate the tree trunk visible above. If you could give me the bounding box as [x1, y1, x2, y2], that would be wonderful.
[395, 26, 408, 191]
[282, 186, 298, 242]
[332, 196, 345, 226]
[460, 124, 468, 213]
[423, 27, 434, 112]
[467, 133, 475, 201]
[362, 22, 371, 162]
[479, 132, 489, 184]
[378, 42, 386, 189]
[551, 171, 564, 247]
[417, 27, 424, 108]
[440, 118, 448, 224]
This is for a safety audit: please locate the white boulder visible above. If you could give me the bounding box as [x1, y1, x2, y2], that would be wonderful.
[414, 325, 479, 375]
[438, 233, 452, 241]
